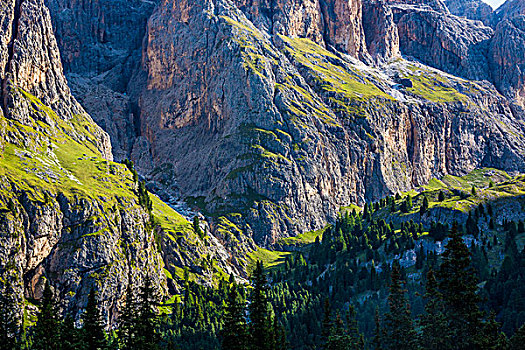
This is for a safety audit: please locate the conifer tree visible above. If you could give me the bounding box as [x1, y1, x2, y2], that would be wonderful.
[32, 281, 61, 350]
[119, 283, 138, 350]
[383, 261, 417, 350]
[272, 317, 287, 350]
[135, 275, 160, 349]
[510, 324, 525, 350]
[83, 288, 107, 350]
[419, 270, 451, 349]
[420, 196, 429, 216]
[249, 261, 271, 350]
[0, 280, 20, 350]
[321, 298, 332, 347]
[324, 314, 347, 350]
[345, 305, 364, 350]
[372, 308, 383, 350]
[221, 283, 248, 350]
[61, 315, 86, 350]
[437, 225, 484, 349]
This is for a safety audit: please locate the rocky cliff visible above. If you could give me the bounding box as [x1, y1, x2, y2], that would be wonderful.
[0, 0, 244, 327]
[444, 0, 493, 24]
[36, 0, 525, 246]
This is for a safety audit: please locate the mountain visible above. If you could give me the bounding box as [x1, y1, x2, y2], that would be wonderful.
[0, 0, 244, 325]
[42, 0, 525, 244]
[1, 0, 525, 339]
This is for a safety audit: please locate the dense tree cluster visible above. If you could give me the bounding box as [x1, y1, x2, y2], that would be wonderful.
[1, 194, 525, 349]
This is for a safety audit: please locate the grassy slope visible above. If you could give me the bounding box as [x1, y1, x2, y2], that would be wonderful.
[0, 88, 227, 288]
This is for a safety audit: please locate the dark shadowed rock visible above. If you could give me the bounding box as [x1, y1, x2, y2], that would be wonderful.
[443, 0, 493, 25]
[490, 15, 525, 107]
[396, 7, 493, 81]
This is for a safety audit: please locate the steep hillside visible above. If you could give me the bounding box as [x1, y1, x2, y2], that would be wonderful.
[0, 0, 244, 326]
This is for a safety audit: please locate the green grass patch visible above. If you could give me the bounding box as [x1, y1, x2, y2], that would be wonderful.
[247, 248, 291, 271]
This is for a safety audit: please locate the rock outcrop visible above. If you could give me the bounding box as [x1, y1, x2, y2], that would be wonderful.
[396, 6, 493, 81]
[493, 0, 525, 24]
[43, 0, 159, 160]
[443, 0, 493, 25]
[490, 15, 525, 107]
[363, 0, 400, 63]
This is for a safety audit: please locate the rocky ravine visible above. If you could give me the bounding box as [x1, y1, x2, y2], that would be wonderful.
[0, 0, 245, 326]
[40, 0, 525, 245]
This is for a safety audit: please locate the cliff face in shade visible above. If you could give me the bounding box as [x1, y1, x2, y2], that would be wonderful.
[493, 0, 525, 24]
[395, 5, 493, 81]
[490, 15, 525, 107]
[43, 0, 160, 161]
[443, 0, 493, 25]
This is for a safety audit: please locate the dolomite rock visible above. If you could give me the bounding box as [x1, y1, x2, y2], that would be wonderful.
[490, 15, 525, 107]
[0, 0, 112, 160]
[396, 7, 493, 81]
[492, 0, 525, 24]
[133, 0, 525, 244]
[443, 0, 493, 25]
[44, 0, 159, 160]
[321, 0, 371, 61]
[363, 0, 400, 63]
[37, 0, 525, 246]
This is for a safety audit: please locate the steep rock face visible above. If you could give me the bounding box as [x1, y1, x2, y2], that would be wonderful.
[386, 0, 450, 13]
[1, 0, 112, 160]
[135, 0, 525, 244]
[44, 0, 159, 160]
[234, 0, 325, 44]
[490, 15, 525, 107]
[40, 0, 525, 247]
[493, 0, 525, 24]
[396, 7, 493, 81]
[0, 0, 244, 326]
[320, 0, 370, 60]
[443, 0, 493, 25]
[362, 0, 400, 63]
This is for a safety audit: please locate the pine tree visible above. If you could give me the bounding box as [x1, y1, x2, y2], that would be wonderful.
[249, 261, 271, 350]
[221, 283, 248, 350]
[0, 280, 20, 350]
[135, 275, 160, 350]
[372, 308, 383, 350]
[321, 298, 332, 347]
[61, 315, 86, 350]
[324, 314, 347, 350]
[193, 216, 205, 240]
[383, 261, 418, 350]
[119, 283, 138, 350]
[273, 317, 287, 350]
[345, 305, 364, 350]
[420, 196, 429, 216]
[83, 288, 107, 350]
[419, 270, 451, 349]
[32, 281, 61, 350]
[437, 225, 484, 349]
[510, 324, 525, 350]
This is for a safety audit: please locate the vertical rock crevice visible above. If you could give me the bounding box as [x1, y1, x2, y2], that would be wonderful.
[1, 0, 22, 117]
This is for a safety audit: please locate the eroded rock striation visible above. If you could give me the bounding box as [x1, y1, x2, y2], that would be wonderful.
[443, 0, 493, 25]
[34, 0, 525, 246]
